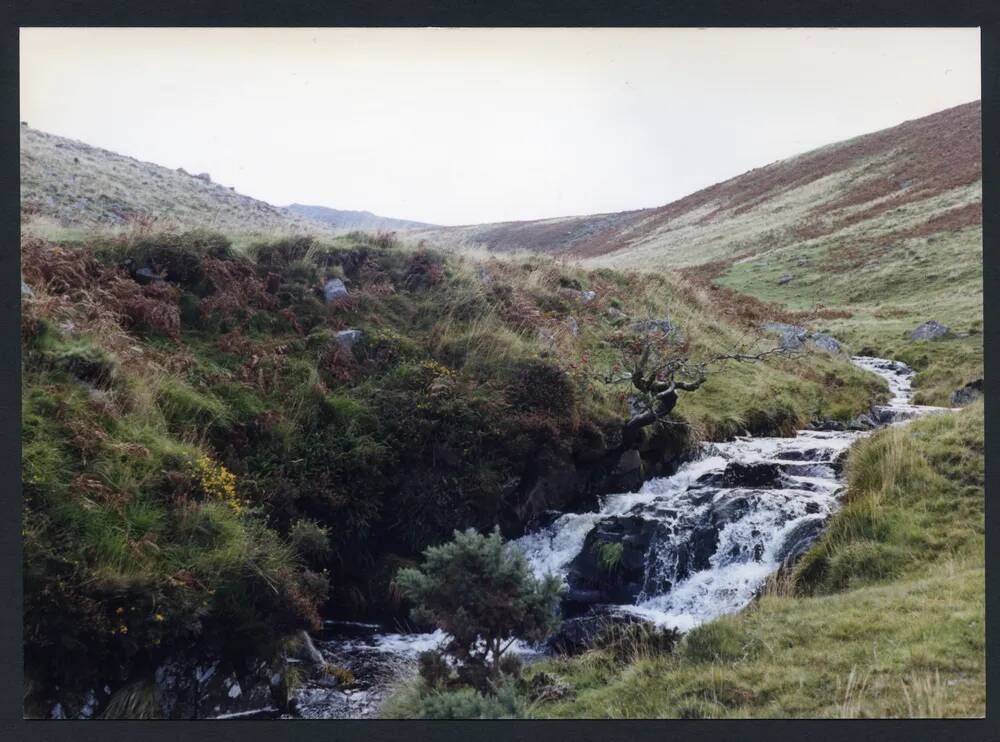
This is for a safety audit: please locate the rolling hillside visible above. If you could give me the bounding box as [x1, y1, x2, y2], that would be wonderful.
[417, 102, 983, 405]
[20, 127, 428, 240]
[415, 101, 981, 269]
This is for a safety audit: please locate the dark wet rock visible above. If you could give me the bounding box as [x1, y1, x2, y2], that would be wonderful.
[721, 462, 783, 489]
[775, 516, 826, 565]
[547, 606, 651, 654]
[140, 654, 290, 719]
[565, 516, 667, 608]
[807, 418, 846, 432]
[846, 412, 878, 431]
[782, 463, 835, 478]
[950, 379, 983, 407]
[909, 320, 950, 341]
[774, 447, 830, 462]
[869, 406, 899, 425]
[524, 509, 566, 533]
[608, 448, 644, 493]
[831, 449, 850, 476]
[512, 458, 585, 530]
[323, 278, 349, 303]
[711, 491, 754, 528]
[777, 273, 794, 285]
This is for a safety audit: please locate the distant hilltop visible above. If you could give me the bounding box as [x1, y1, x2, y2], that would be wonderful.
[285, 203, 436, 232]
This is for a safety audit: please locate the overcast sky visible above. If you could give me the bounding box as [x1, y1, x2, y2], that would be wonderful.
[21, 28, 980, 226]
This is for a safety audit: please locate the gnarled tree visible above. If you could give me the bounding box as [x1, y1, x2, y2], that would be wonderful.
[600, 324, 794, 446]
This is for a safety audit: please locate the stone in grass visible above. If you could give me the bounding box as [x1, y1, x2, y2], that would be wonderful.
[950, 379, 983, 407]
[764, 322, 808, 351]
[810, 333, 842, 354]
[323, 278, 349, 303]
[909, 320, 950, 341]
[560, 287, 597, 304]
[777, 273, 794, 285]
[334, 329, 363, 351]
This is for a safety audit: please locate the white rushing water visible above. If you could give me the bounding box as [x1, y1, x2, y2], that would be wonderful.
[513, 355, 951, 632]
[295, 355, 952, 717]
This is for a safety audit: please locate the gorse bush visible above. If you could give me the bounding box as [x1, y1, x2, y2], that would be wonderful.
[396, 528, 563, 692]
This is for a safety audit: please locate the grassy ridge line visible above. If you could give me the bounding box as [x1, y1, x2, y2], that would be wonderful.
[20, 126, 334, 239]
[415, 102, 980, 269]
[528, 402, 984, 719]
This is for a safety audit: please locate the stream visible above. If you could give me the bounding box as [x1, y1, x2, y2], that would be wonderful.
[283, 355, 952, 719]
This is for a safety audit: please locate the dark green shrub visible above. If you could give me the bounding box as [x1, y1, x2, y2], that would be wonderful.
[506, 359, 576, 416]
[250, 236, 315, 270]
[288, 518, 331, 562]
[396, 528, 563, 692]
[125, 231, 234, 288]
[417, 649, 452, 688]
[404, 682, 527, 719]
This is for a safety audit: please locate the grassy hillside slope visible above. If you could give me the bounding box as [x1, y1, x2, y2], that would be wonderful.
[420, 103, 982, 407]
[20, 126, 333, 239]
[528, 402, 984, 718]
[416, 102, 980, 269]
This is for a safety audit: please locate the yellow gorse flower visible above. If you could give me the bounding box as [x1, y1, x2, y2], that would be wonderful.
[420, 359, 456, 379]
[191, 455, 245, 514]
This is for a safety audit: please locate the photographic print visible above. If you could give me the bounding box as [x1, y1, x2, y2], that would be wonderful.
[19, 27, 984, 720]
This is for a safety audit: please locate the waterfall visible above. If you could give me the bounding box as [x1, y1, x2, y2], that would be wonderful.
[513, 356, 952, 632]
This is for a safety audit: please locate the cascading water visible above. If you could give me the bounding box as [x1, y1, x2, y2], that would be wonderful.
[285, 355, 952, 719]
[514, 356, 952, 631]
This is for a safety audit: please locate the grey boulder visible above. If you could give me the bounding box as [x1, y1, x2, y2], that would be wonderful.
[909, 320, 950, 341]
[950, 379, 983, 407]
[810, 333, 842, 354]
[323, 278, 349, 303]
[334, 329, 363, 351]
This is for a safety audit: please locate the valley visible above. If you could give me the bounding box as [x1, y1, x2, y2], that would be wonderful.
[19, 100, 984, 720]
